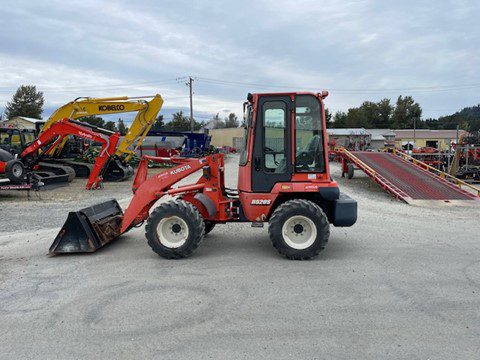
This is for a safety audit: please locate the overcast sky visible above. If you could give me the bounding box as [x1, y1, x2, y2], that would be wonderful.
[0, 0, 479, 123]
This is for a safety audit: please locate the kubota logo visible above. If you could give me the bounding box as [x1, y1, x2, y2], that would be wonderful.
[250, 199, 271, 205]
[98, 105, 125, 111]
[170, 165, 191, 175]
[78, 131, 93, 139]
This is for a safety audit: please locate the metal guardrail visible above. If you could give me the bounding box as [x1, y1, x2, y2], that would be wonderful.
[340, 148, 377, 176]
[339, 148, 411, 202]
[392, 149, 480, 197]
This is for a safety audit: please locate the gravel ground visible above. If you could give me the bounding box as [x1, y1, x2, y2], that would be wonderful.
[1, 154, 480, 359]
[0, 167, 168, 233]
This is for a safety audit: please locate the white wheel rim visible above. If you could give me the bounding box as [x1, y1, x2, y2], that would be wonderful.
[156, 216, 189, 248]
[12, 164, 23, 177]
[281, 215, 317, 250]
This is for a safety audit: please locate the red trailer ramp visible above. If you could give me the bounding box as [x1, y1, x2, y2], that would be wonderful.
[341, 150, 479, 203]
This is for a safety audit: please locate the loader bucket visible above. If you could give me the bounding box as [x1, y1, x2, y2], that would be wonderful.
[50, 199, 124, 254]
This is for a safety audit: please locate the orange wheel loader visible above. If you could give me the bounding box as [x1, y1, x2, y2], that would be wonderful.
[51, 92, 357, 259]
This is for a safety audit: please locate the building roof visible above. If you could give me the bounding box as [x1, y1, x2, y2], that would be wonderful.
[394, 129, 467, 139]
[367, 129, 396, 141]
[5, 116, 44, 123]
[327, 128, 369, 136]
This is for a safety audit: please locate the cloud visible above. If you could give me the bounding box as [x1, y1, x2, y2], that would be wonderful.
[0, 0, 479, 120]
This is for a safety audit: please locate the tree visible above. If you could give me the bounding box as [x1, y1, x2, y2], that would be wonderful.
[151, 115, 164, 131]
[392, 96, 422, 129]
[211, 113, 225, 129]
[5, 85, 44, 119]
[80, 115, 105, 128]
[376, 98, 394, 128]
[117, 118, 128, 135]
[346, 107, 371, 128]
[104, 121, 117, 132]
[224, 113, 239, 128]
[325, 108, 333, 128]
[332, 111, 348, 128]
[167, 111, 190, 131]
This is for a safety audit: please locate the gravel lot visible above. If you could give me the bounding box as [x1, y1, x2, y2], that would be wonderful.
[1, 154, 480, 359]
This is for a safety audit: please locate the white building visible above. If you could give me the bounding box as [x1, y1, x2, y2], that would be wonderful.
[1, 116, 44, 130]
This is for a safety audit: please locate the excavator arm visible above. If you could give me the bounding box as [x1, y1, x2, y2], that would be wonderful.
[41, 95, 163, 158]
[22, 118, 120, 189]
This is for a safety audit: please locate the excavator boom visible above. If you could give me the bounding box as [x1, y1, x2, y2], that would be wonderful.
[22, 118, 120, 189]
[41, 94, 163, 159]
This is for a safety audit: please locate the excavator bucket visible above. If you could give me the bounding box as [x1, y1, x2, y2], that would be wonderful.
[50, 200, 124, 254]
[103, 158, 135, 182]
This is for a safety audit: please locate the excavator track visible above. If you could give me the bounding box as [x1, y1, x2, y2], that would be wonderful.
[36, 162, 75, 185]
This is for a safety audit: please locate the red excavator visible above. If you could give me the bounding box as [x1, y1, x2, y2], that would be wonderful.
[51, 92, 357, 260]
[0, 118, 120, 189]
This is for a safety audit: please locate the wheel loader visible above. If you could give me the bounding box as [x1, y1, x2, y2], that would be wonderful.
[51, 91, 357, 259]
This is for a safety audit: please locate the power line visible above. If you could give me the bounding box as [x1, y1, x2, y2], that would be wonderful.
[0, 78, 181, 93]
[197, 76, 480, 94]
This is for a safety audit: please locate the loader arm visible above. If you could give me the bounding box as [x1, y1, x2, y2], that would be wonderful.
[120, 156, 209, 233]
[22, 118, 120, 189]
[41, 95, 163, 157]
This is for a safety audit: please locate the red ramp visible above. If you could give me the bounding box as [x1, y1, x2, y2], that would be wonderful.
[342, 151, 479, 203]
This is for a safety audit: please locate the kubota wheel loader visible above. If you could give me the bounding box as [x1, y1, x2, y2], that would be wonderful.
[51, 92, 357, 259]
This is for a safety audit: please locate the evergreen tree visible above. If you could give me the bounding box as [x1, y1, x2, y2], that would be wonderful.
[5, 85, 44, 119]
[117, 118, 128, 135]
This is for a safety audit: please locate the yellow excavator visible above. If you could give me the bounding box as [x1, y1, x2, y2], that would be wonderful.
[40, 94, 163, 181]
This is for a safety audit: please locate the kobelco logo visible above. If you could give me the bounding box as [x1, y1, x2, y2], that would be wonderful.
[170, 165, 192, 175]
[98, 105, 125, 111]
[78, 131, 93, 139]
[250, 199, 271, 205]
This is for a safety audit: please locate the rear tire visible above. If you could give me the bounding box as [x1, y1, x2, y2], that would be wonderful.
[5, 160, 25, 184]
[347, 163, 354, 179]
[268, 199, 329, 260]
[145, 200, 205, 259]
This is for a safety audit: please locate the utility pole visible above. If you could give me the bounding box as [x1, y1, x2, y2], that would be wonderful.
[186, 76, 194, 132]
[413, 117, 416, 150]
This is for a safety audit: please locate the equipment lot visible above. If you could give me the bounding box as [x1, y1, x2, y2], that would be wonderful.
[1, 155, 479, 359]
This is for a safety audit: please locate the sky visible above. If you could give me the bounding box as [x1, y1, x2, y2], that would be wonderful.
[0, 0, 479, 125]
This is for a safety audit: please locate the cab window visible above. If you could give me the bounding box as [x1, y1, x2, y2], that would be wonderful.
[239, 105, 252, 166]
[295, 95, 325, 173]
[263, 101, 286, 173]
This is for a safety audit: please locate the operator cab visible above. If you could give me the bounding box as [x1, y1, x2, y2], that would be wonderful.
[238, 92, 329, 193]
[0, 125, 36, 155]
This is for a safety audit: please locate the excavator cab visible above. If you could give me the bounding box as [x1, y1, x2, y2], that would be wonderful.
[52, 92, 357, 260]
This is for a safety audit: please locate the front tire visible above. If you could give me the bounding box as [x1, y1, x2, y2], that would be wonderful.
[268, 199, 329, 260]
[145, 200, 205, 259]
[5, 160, 25, 183]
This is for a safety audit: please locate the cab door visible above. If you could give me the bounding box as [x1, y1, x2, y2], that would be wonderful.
[251, 95, 293, 193]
